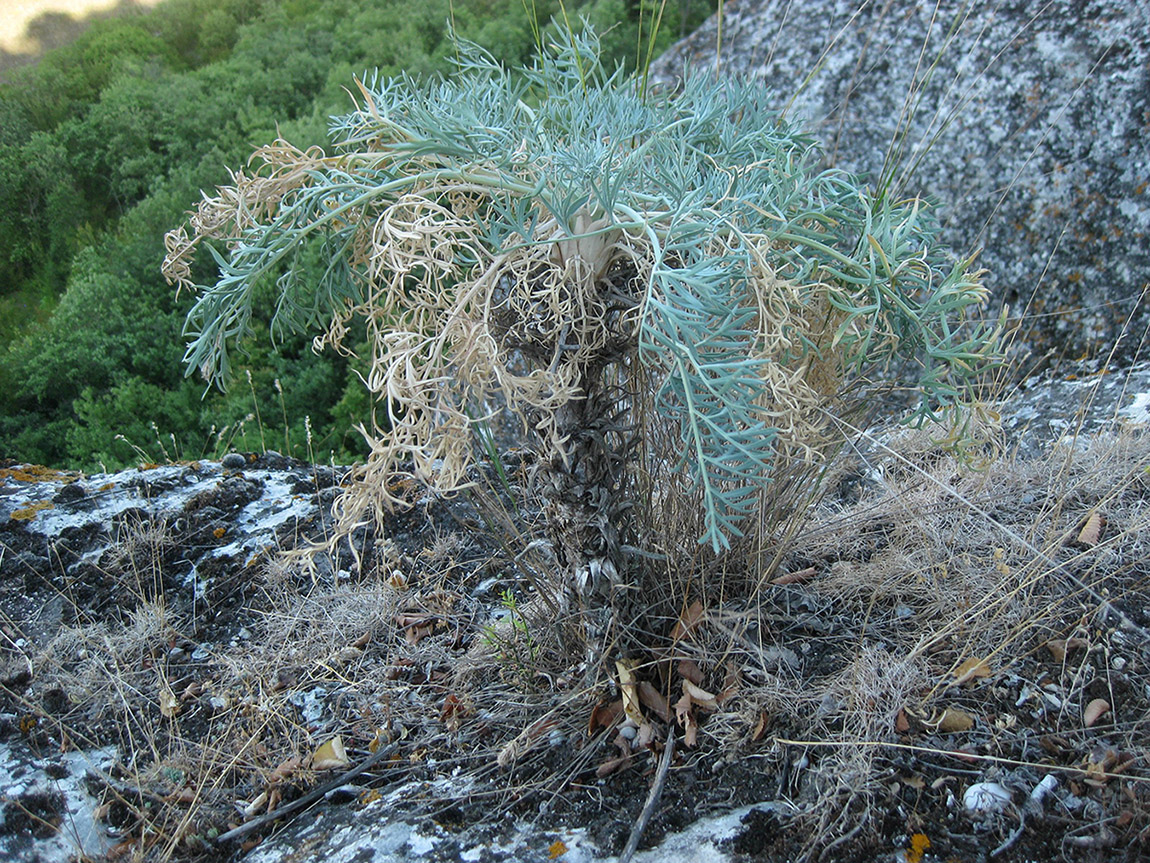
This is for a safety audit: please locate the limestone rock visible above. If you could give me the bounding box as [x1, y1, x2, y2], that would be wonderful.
[651, 0, 1150, 364]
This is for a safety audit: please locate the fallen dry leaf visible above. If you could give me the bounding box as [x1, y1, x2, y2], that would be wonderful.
[683, 710, 699, 747]
[268, 756, 301, 783]
[674, 691, 692, 725]
[675, 691, 701, 746]
[163, 787, 197, 805]
[596, 755, 629, 778]
[158, 686, 180, 719]
[548, 840, 568, 859]
[670, 600, 705, 642]
[1045, 637, 1089, 663]
[935, 707, 975, 733]
[616, 659, 644, 726]
[682, 679, 719, 710]
[636, 722, 655, 748]
[718, 660, 741, 704]
[954, 657, 992, 684]
[1083, 698, 1111, 728]
[771, 566, 816, 586]
[895, 708, 911, 734]
[638, 681, 671, 722]
[677, 658, 704, 686]
[750, 711, 769, 742]
[311, 736, 350, 771]
[1076, 511, 1105, 547]
[441, 693, 470, 730]
[588, 699, 622, 734]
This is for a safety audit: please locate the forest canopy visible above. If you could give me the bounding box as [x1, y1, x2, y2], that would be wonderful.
[0, 0, 716, 470]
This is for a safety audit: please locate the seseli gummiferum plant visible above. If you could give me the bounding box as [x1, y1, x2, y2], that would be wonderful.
[163, 25, 997, 658]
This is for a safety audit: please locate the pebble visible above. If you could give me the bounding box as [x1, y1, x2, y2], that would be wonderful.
[963, 781, 1012, 814]
[221, 453, 247, 470]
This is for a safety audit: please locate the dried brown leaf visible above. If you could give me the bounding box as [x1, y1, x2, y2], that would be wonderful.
[674, 691, 692, 726]
[683, 712, 699, 747]
[636, 722, 655, 748]
[1076, 511, 1105, 547]
[310, 736, 349, 770]
[638, 681, 671, 722]
[718, 660, 741, 704]
[1045, 637, 1089, 663]
[682, 679, 719, 711]
[954, 657, 992, 684]
[670, 600, 704, 642]
[616, 659, 644, 726]
[159, 686, 180, 719]
[771, 566, 816, 586]
[596, 755, 628, 778]
[1083, 698, 1110, 728]
[750, 711, 769, 742]
[588, 699, 622, 734]
[936, 707, 975, 733]
[677, 659, 704, 686]
[268, 756, 301, 783]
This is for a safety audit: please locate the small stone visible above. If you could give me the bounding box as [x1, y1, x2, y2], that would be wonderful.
[324, 784, 363, 804]
[221, 453, 247, 470]
[963, 781, 1012, 815]
[261, 450, 288, 469]
[53, 483, 87, 504]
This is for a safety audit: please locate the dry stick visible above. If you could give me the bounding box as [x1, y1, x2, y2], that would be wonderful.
[617, 731, 676, 863]
[216, 742, 400, 844]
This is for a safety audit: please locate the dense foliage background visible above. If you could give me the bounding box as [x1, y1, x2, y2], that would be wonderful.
[0, 0, 715, 470]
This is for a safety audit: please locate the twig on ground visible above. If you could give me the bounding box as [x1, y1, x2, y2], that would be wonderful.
[618, 730, 676, 863]
[991, 808, 1026, 858]
[216, 742, 400, 844]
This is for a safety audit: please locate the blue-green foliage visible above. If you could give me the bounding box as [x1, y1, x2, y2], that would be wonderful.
[177, 27, 995, 550]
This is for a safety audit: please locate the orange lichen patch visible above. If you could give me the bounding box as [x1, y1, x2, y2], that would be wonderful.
[11, 500, 54, 521]
[0, 464, 78, 484]
[906, 833, 931, 863]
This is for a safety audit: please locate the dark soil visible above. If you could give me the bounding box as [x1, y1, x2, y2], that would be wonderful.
[2, 443, 1149, 863]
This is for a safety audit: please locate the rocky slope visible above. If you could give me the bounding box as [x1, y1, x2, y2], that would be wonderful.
[651, 0, 1150, 365]
[2, 365, 1150, 862]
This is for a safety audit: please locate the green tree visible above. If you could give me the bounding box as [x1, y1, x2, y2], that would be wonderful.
[164, 27, 998, 663]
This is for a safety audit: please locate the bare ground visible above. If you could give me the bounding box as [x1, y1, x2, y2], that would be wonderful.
[2, 419, 1149, 862]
